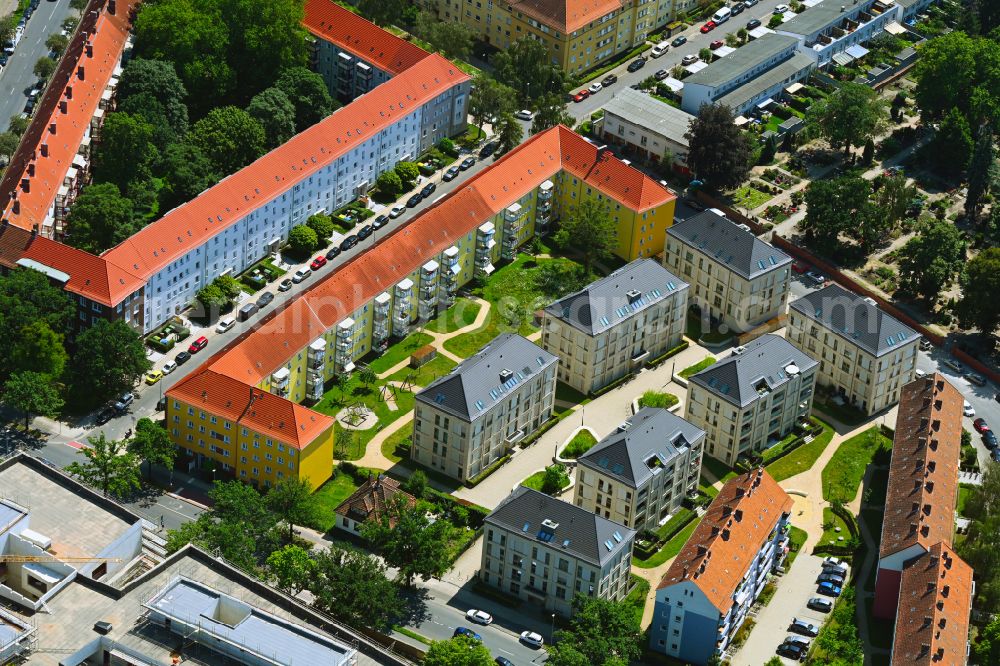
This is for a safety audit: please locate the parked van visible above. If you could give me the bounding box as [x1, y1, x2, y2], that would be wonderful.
[238, 302, 258, 322]
[651, 41, 669, 58]
[712, 6, 732, 23]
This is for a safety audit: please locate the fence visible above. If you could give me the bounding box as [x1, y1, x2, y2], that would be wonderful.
[692, 190, 767, 234]
[736, 313, 787, 346]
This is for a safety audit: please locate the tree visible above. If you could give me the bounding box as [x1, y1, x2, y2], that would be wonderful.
[546, 596, 642, 666]
[0, 14, 15, 44]
[128, 417, 176, 480]
[189, 106, 266, 175]
[531, 93, 574, 134]
[69, 0, 87, 10]
[932, 107, 974, 177]
[33, 56, 56, 80]
[698, 47, 712, 62]
[764, 658, 785, 666]
[310, 545, 404, 629]
[468, 74, 515, 134]
[862, 138, 875, 165]
[3, 371, 63, 429]
[873, 173, 916, 231]
[974, 615, 1000, 665]
[554, 199, 617, 274]
[810, 82, 889, 157]
[375, 170, 403, 198]
[10, 321, 67, 378]
[275, 66, 335, 132]
[495, 112, 524, 155]
[759, 133, 778, 165]
[0, 268, 73, 380]
[357, 0, 407, 26]
[117, 94, 180, 152]
[117, 58, 189, 135]
[288, 224, 318, 255]
[423, 637, 494, 666]
[66, 434, 141, 498]
[686, 104, 752, 189]
[306, 213, 334, 241]
[965, 125, 994, 219]
[394, 161, 419, 186]
[266, 477, 317, 543]
[725, 32, 740, 47]
[334, 427, 355, 459]
[913, 31, 995, 123]
[361, 494, 454, 587]
[45, 33, 68, 55]
[0, 131, 18, 160]
[160, 142, 219, 211]
[414, 11, 473, 61]
[897, 220, 966, 302]
[95, 112, 159, 192]
[217, 0, 307, 101]
[7, 115, 28, 137]
[958, 247, 1000, 336]
[492, 37, 569, 106]
[195, 282, 228, 316]
[800, 176, 871, 254]
[209, 480, 279, 545]
[960, 465, 1000, 613]
[265, 544, 315, 595]
[541, 464, 570, 495]
[401, 469, 427, 498]
[247, 87, 296, 149]
[359, 366, 377, 389]
[65, 183, 136, 254]
[71, 320, 152, 407]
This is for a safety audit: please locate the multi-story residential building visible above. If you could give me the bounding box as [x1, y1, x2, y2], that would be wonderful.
[597, 87, 696, 173]
[574, 407, 705, 532]
[419, 0, 677, 75]
[686, 335, 817, 466]
[664, 210, 791, 333]
[412, 334, 558, 483]
[542, 258, 688, 395]
[166, 369, 335, 490]
[680, 33, 814, 116]
[651, 468, 793, 664]
[895, 0, 937, 20]
[165, 124, 673, 489]
[480, 486, 635, 616]
[776, 0, 901, 66]
[788, 284, 918, 416]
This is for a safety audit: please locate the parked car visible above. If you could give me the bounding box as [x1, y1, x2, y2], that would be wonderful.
[572, 89, 590, 102]
[372, 214, 389, 230]
[309, 255, 327, 271]
[292, 268, 311, 283]
[113, 392, 135, 413]
[785, 635, 812, 649]
[460, 156, 476, 170]
[966, 372, 987, 387]
[774, 3, 791, 12]
[818, 581, 842, 596]
[588, 81, 603, 94]
[514, 109, 534, 121]
[256, 291, 275, 308]
[823, 563, 848, 577]
[627, 57, 646, 72]
[175, 350, 192, 365]
[700, 20, 717, 32]
[817, 572, 845, 586]
[974, 418, 990, 433]
[278, 278, 293, 291]
[671, 35, 687, 47]
[519, 631, 544, 648]
[325, 246, 341, 261]
[353, 224, 370, 240]
[745, 0, 759, 5]
[340, 235, 358, 251]
[746, 17, 762, 29]
[683, 197, 705, 211]
[465, 609, 493, 625]
[777, 641, 806, 661]
[915, 368, 927, 378]
[984, 431, 998, 450]
[453, 627, 482, 642]
[389, 205, 405, 218]
[681, 54, 700, 66]
[943, 358, 965, 373]
[789, 619, 819, 637]
[710, 39, 724, 49]
[215, 317, 236, 333]
[808, 597, 833, 613]
[805, 270, 827, 285]
[731, 2, 746, 14]
[162, 360, 178, 375]
[479, 141, 498, 158]
[406, 193, 423, 207]
[654, 69, 668, 80]
[443, 165, 461, 181]
[919, 337, 932, 351]
[601, 73, 618, 87]
[992, 447, 1000, 463]
[144, 370, 163, 385]
[188, 336, 208, 353]
[964, 401, 976, 417]
[420, 183, 437, 198]
[95, 407, 115, 425]
[651, 41, 669, 58]
[495, 658, 514, 666]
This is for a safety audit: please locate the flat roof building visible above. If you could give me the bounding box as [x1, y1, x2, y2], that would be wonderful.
[777, 0, 901, 66]
[597, 87, 696, 171]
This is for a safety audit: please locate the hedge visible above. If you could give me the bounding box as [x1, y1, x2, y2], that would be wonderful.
[830, 503, 860, 539]
[648, 340, 690, 367]
[655, 507, 697, 541]
[518, 414, 563, 448]
[424, 487, 490, 529]
[464, 454, 511, 488]
[591, 373, 633, 398]
[812, 543, 858, 557]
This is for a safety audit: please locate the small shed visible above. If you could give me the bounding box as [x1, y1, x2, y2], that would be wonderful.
[409, 344, 437, 368]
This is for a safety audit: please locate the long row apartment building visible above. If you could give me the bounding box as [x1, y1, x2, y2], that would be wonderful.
[165, 125, 677, 489]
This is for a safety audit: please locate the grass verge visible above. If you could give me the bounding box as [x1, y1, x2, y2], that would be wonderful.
[368, 332, 435, 374]
[633, 518, 700, 569]
[765, 419, 834, 482]
[821, 427, 891, 503]
[678, 355, 716, 379]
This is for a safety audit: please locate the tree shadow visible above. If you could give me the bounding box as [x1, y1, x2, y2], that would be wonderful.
[397, 586, 433, 627]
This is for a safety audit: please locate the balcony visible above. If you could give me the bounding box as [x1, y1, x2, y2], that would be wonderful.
[308, 337, 327, 372]
[537, 180, 554, 202]
[335, 318, 355, 372]
[305, 368, 324, 402]
[270, 367, 290, 397]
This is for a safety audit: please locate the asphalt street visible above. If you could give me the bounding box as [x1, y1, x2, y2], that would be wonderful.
[0, 0, 75, 128]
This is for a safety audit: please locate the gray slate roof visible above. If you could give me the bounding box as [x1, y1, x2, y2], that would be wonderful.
[486, 486, 635, 566]
[416, 333, 557, 421]
[684, 33, 799, 88]
[690, 334, 818, 408]
[715, 52, 815, 111]
[789, 283, 918, 357]
[578, 407, 705, 488]
[544, 258, 688, 336]
[667, 210, 791, 279]
[602, 87, 695, 147]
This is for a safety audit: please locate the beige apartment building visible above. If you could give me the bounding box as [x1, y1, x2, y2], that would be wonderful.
[686, 335, 817, 466]
[664, 210, 791, 334]
[788, 284, 919, 416]
[411, 334, 558, 483]
[575, 407, 704, 533]
[542, 259, 688, 395]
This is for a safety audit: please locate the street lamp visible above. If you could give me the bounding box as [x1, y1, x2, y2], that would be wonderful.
[550, 612, 556, 644]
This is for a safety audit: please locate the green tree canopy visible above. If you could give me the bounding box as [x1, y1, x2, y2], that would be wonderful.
[71, 320, 152, 407]
[974, 615, 1000, 664]
[128, 417, 177, 480]
[247, 86, 296, 149]
[965, 124, 995, 220]
[897, 219, 966, 302]
[306, 213, 334, 241]
[10, 320, 67, 378]
[546, 595, 642, 666]
[275, 67, 335, 132]
[117, 58, 189, 134]
[360, 494, 454, 587]
[414, 11, 473, 61]
[809, 82, 889, 156]
[495, 112, 524, 155]
[357, 0, 407, 26]
[309, 545, 404, 629]
[7, 115, 28, 137]
[959, 247, 1000, 336]
[375, 170, 403, 197]
[189, 106, 266, 175]
[95, 112, 159, 192]
[0, 267, 73, 380]
[554, 198, 617, 274]
[685, 103, 752, 189]
[160, 142, 220, 211]
[266, 477, 318, 542]
[217, 0, 307, 101]
[65, 183, 137, 254]
[195, 283, 229, 316]
[117, 93, 181, 152]
[492, 37, 570, 106]
[66, 434, 141, 498]
[932, 107, 974, 177]
[800, 176, 871, 254]
[468, 74, 515, 134]
[288, 224, 318, 255]
[960, 464, 1000, 613]
[45, 32, 68, 55]
[34, 56, 56, 80]
[914, 31, 1000, 126]
[541, 464, 570, 495]
[266, 544, 315, 595]
[0, 131, 18, 160]
[3, 371, 64, 429]
[423, 637, 494, 666]
[531, 93, 574, 134]
[394, 161, 419, 185]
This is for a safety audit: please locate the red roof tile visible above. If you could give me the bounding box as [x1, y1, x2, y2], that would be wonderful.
[658, 469, 793, 614]
[879, 375, 963, 560]
[334, 474, 415, 525]
[302, 0, 430, 74]
[509, 0, 631, 34]
[18, 234, 144, 305]
[891, 542, 972, 666]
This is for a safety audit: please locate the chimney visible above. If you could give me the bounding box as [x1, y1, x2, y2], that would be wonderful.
[26, 163, 35, 177]
[77, 65, 85, 80]
[40, 143, 48, 157]
[59, 100, 67, 114]
[20, 178, 29, 193]
[11, 201, 19, 215]
[85, 42, 93, 58]
[31, 224, 38, 237]
[49, 122, 56, 135]
[65, 85, 73, 99]
[108, 0, 116, 13]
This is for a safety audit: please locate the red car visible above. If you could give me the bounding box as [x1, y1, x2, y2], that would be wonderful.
[572, 89, 590, 102]
[188, 336, 208, 354]
[310, 255, 327, 270]
[710, 39, 724, 49]
[700, 20, 716, 33]
[974, 418, 990, 433]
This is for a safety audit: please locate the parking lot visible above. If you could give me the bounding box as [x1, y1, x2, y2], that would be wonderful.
[731, 553, 846, 665]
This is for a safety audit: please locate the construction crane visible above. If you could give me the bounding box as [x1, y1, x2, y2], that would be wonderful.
[0, 555, 123, 563]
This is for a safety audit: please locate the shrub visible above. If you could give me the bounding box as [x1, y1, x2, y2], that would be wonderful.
[637, 390, 679, 410]
[375, 170, 402, 198]
[307, 213, 334, 241]
[438, 138, 458, 157]
[288, 224, 318, 255]
[394, 161, 419, 185]
[562, 430, 597, 459]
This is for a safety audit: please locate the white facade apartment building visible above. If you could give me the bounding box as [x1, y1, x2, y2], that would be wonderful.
[575, 407, 705, 533]
[542, 259, 689, 395]
[411, 334, 558, 483]
[787, 283, 918, 416]
[481, 486, 635, 617]
[664, 209, 791, 333]
[597, 87, 695, 167]
[685, 335, 817, 466]
[776, 0, 902, 66]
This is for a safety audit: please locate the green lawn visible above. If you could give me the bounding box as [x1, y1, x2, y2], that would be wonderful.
[562, 429, 598, 459]
[811, 395, 869, 427]
[314, 372, 417, 458]
[957, 484, 975, 517]
[785, 526, 808, 567]
[521, 466, 570, 493]
[424, 298, 482, 334]
[555, 381, 589, 406]
[730, 184, 773, 210]
[367, 332, 435, 374]
[624, 574, 651, 626]
[820, 507, 853, 548]
[678, 356, 716, 379]
[387, 354, 457, 389]
[380, 426, 412, 464]
[822, 427, 892, 503]
[637, 391, 679, 410]
[701, 455, 737, 485]
[765, 419, 835, 482]
[633, 519, 700, 569]
[312, 467, 383, 531]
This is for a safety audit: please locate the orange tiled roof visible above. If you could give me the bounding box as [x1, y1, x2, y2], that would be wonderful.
[509, 0, 628, 34]
[167, 368, 333, 449]
[0, 224, 33, 269]
[101, 53, 469, 285]
[334, 474, 415, 524]
[891, 542, 972, 666]
[2, 0, 139, 232]
[879, 374, 963, 560]
[658, 468, 793, 613]
[302, 0, 430, 74]
[18, 234, 143, 304]
[205, 124, 674, 386]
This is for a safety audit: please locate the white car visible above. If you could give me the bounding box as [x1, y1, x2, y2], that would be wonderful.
[514, 109, 534, 121]
[681, 54, 700, 66]
[774, 3, 790, 12]
[389, 205, 405, 218]
[465, 609, 493, 625]
[588, 81, 603, 94]
[161, 360, 178, 375]
[823, 556, 844, 568]
[215, 318, 235, 333]
[651, 41, 669, 58]
[520, 631, 544, 648]
[915, 369, 926, 378]
[964, 401, 976, 417]
[292, 267, 311, 283]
